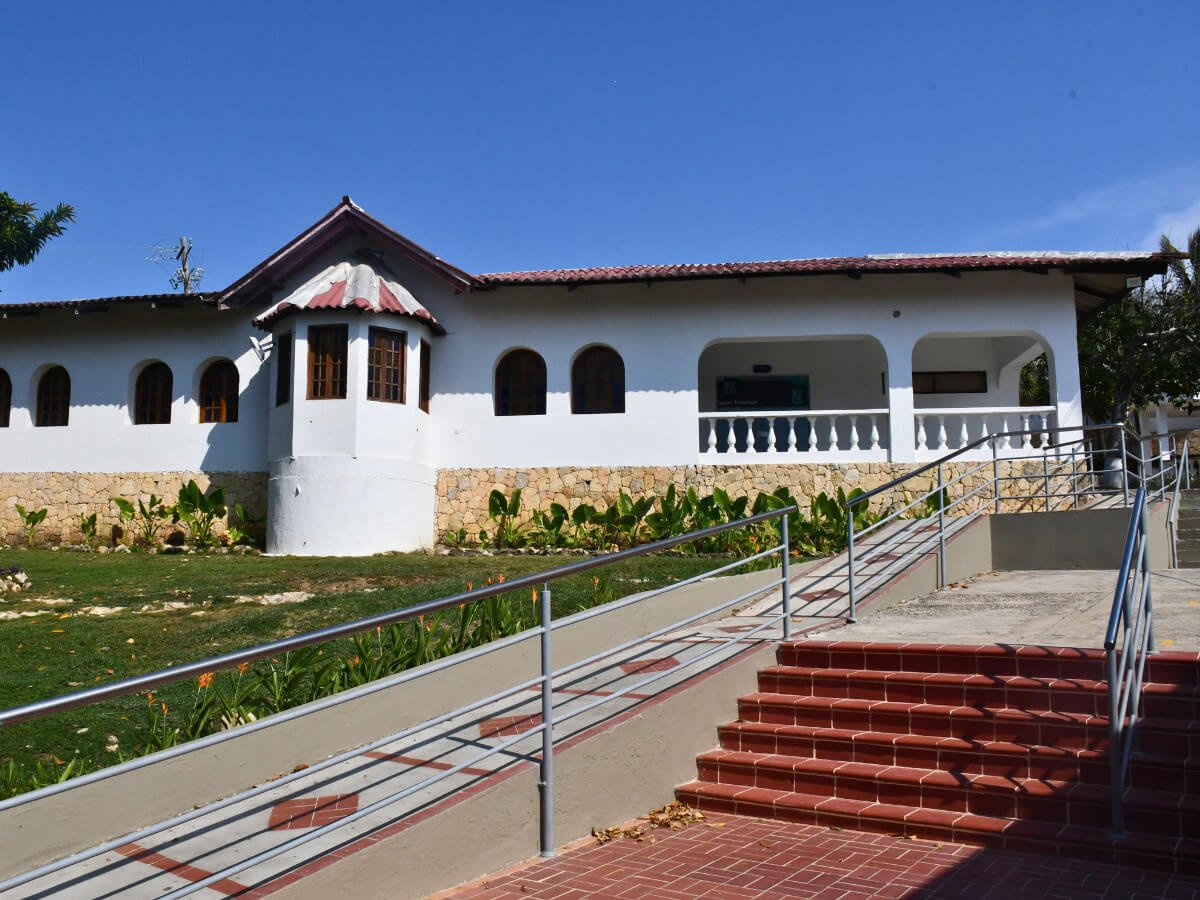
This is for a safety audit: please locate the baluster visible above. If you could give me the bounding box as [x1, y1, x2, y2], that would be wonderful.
[959, 416, 969, 450]
[936, 415, 948, 451]
[706, 418, 718, 453]
[848, 415, 860, 451]
[746, 417, 758, 455]
[916, 415, 927, 451]
[786, 416, 797, 452]
[1021, 415, 1032, 450]
[869, 415, 881, 451]
[1041, 414, 1051, 448]
[807, 416, 818, 452]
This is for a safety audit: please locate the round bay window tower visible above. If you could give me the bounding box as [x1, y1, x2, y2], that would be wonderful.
[254, 261, 440, 555]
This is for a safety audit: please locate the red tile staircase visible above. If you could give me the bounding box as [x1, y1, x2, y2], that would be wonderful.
[677, 641, 1200, 873]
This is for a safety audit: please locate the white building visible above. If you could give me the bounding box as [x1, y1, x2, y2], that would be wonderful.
[0, 199, 1170, 554]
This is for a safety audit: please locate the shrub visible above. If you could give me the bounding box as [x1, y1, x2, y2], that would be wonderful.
[14, 505, 48, 547]
[175, 480, 227, 548]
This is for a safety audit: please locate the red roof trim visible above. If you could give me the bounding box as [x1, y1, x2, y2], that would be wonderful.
[475, 253, 1176, 287]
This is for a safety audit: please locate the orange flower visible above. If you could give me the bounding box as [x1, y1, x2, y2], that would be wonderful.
[531, 588, 538, 604]
[466, 581, 473, 591]
[237, 661, 250, 675]
[146, 691, 155, 706]
[497, 573, 506, 583]
[350, 655, 360, 667]
[160, 702, 168, 715]
[198, 672, 214, 689]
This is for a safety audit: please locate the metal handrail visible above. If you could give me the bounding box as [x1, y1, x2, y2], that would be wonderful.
[844, 422, 1190, 619]
[1104, 487, 1154, 836]
[0, 505, 798, 896]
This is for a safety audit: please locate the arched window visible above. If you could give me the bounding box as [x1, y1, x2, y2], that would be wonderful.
[199, 360, 239, 423]
[495, 349, 547, 416]
[0, 369, 10, 428]
[134, 362, 173, 425]
[571, 346, 624, 414]
[36, 366, 70, 427]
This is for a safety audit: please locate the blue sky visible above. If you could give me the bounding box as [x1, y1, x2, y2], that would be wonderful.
[5, 1, 1199, 301]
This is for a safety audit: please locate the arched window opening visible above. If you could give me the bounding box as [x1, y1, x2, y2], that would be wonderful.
[199, 360, 239, 423]
[571, 346, 624, 414]
[495, 349, 546, 416]
[0, 369, 10, 428]
[135, 362, 173, 425]
[36, 366, 70, 427]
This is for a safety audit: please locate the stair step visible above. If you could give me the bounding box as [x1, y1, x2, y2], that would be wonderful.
[674, 781, 1200, 873]
[757, 666, 1200, 719]
[737, 694, 1200, 755]
[777, 642, 1200, 686]
[692, 751, 1200, 837]
[715, 721, 1200, 793]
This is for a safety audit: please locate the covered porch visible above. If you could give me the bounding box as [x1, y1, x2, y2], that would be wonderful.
[697, 331, 1063, 464]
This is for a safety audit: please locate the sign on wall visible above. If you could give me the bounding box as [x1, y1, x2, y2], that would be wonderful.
[715, 375, 810, 411]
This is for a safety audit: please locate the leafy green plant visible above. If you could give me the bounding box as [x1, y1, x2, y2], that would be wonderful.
[111, 496, 135, 543]
[646, 484, 693, 542]
[78, 511, 98, 547]
[114, 494, 173, 547]
[528, 504, 569, 549]
[225, 503, 261, 547]
[487, 488, 526, 549]
[14, 504, 48, 547]
[175, 480, 227, 547]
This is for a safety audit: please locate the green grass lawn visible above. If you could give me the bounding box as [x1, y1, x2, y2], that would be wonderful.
[0, 548, 740, 784]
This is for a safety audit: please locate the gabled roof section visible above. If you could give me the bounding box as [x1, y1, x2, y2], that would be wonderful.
[252, 262, 445, 333]
[219, 197, 474, 308]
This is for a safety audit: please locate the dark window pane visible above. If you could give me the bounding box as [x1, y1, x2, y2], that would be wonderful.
[275, 333, 293, 407]
[135, 362, 173, 425]
[367, 327, 406, 403]
[571, 346, 624, 414]
[200, 360, 239, 423]
[0, 369, 10, 428]
[36, 366, 70, 427]
[913, 370, 987, 394]
[495, 349, 547, 416]
[419, 339, 431, 413]
[308, 325, 348, 400]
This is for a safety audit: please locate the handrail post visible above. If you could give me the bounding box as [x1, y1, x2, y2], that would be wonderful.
[937, 463, 946, 590]
[538, 584, 555, 857]
[1042, 451, 1051, 512]
[1141, 501, 1155, 650]
[780, 514, 792, 640]
[1106, 645, 1123, 835]
[846, 510, 857, 623]
[1119, 428, 1130, 507]
[991, 436, 1000, 514]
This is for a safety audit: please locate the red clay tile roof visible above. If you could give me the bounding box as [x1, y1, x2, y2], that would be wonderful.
[475, 251, 1175, 286]
[0, 293, 215, 314]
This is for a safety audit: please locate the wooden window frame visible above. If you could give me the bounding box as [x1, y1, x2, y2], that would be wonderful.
[367, 327, 406, 403]
[0, 369, 10, 428]
[495, 349, 547, 416]
[36, 366, 70, 427]
[571, 346, 625, 415]
[307, 324, 349, 400]
[912, 370, 988, 395]
[419, 339, 431, 413]
[134, 362, 173, 425]
[275, 332, 293, 407]
[199, 359, 239, 423]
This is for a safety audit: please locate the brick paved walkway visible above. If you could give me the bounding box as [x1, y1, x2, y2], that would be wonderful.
[446, 814, 1200, 899]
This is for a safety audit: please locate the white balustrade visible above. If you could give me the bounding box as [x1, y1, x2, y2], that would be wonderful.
[699, 409, 889, 460]
[913, 406, 1056, 456]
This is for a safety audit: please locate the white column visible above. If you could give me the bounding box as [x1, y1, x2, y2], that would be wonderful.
[884, 336, 916, 462]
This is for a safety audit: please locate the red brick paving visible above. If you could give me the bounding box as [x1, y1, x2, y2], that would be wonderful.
[478, 713, 544, 738]
[444, 815, 1200, 899]
[266, 794, 359, 831]
[618, 656, 681, 675]
[114, 842, 250, 894]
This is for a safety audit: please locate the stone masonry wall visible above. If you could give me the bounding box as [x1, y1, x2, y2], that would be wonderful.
[0, 472, 268, 545]
[435, 461, 1076, 538]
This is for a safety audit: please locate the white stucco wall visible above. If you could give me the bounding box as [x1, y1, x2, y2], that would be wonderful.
[0, 304, 266, 473]
[426, 269, 1083, 467]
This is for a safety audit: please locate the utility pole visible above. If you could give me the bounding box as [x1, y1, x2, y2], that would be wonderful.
[149, 237, 204, 293]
